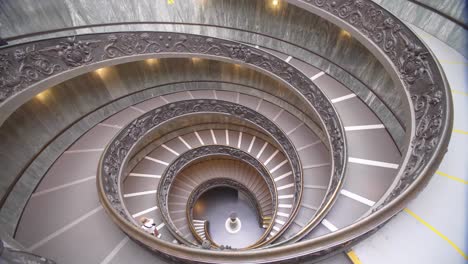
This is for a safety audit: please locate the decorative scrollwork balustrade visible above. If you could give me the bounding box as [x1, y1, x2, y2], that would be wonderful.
[1, 0, 452, 259]
[158, 146, 278, 247]
[0, 33, 345, 208]
[101, 100, 303, 240]
[0, 33, 347, 254]
[287, 0, 451, 210]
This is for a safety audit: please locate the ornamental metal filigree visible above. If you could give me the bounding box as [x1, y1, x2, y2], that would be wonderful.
[296, 0, 448, 209]
[0, 9, 447, 257]
[157, 146, 278, 245]
[56, 37, 99, 67]
[0, 37, 100, 101]
[1, 32, 345, 227]
[100, 100, 301, 223]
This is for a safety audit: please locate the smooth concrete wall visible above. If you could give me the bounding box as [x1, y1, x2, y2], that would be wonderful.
[0, 0, 403, 128]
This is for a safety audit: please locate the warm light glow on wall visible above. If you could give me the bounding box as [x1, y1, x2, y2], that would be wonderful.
[167, 0, 174, 4]
[191, 57, 202, 63]
[36, 90, 49, 102]
[194, 201, 206, 214]
[340, 29, 351, 39]
[145, 58, 159, 66]
[95, 67, 107, 77]
[267, 0, 283, 11]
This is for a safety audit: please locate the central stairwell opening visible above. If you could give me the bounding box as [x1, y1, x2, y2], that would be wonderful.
[193, 186, 264, 248]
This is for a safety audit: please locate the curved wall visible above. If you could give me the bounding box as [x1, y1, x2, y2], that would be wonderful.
[372, 0, 467, 57]
[0, 0, 454, 262]
[416, 0, 466, 23]
[0, 0, 403, 126]
[0, 58, 325, 235]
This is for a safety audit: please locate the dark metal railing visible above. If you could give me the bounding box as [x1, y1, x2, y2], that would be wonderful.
[102, 100, 303, 244]
[0, 0, 452, 261]
[164, 147, 278, 247]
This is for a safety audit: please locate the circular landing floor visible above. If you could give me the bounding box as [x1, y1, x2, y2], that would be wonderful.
[193, 187, 264, 248]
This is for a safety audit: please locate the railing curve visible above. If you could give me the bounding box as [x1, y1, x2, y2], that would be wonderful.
[1, 0, 452, 260]
[157, 145, 279, 247]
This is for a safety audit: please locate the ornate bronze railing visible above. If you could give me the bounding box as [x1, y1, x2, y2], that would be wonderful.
[0, 0, 452, 259]
[202, 222, 217, 249]
[192, 220, 220, 249]
[102, 100, 302, 243]
[159, 145, 278, 246]
[0, 32, 346, 255]
[287, 0, 452, 210]
[95, 3, 450, 260]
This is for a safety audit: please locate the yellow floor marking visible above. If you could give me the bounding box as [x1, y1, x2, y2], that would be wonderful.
[404, 208, 468, 260]
[346, 250, 362, 264]
[453, 129, 468, 135]
[451, 89, 468, 96]
[436, 171, 467, 184]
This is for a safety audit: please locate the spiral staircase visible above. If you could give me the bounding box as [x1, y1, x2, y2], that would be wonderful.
[0, 0, 466, 263]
